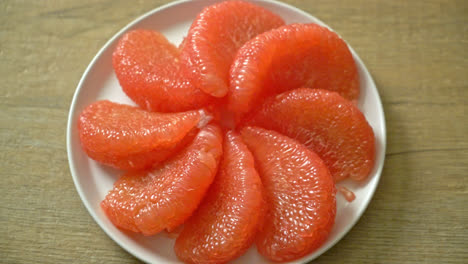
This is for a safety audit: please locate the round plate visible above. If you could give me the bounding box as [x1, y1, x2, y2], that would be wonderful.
[67, 0, 386, 263]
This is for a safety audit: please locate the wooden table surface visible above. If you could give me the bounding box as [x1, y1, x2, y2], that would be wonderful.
[1, 0, 467, 263]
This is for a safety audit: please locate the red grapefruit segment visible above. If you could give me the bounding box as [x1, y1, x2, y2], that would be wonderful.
[229, 23, 360, 118]
[113, 29, 213, 112]
[101, 124, 223, 235]
[182, 1, 285, 97]
[246, 88, 375, 181]
[175, 131, 263, 264]
[78, 100, 207, 170]
[241, 126, 336, 262]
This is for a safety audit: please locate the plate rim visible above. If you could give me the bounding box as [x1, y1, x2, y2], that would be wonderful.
[66, 0, 387, 263]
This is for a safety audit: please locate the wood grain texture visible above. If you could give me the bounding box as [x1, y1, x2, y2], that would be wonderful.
[1, 0, 467, 263]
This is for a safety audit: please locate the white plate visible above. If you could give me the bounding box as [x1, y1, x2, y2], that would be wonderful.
[67, 0, 386, 263]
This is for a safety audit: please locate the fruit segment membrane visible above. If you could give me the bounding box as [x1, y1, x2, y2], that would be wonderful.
[75, 1, 378, 263]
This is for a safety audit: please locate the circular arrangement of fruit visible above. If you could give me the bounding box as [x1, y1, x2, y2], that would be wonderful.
[77, 1, 376, 263]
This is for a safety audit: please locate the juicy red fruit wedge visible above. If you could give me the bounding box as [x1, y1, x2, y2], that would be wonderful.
[78, 100, 208, 170]
[182, 0, 285, 97]
[101, 124, 223, 235]
[241, 126, 336, 262]
[175, 131, 263, 264]
[246, 88, 375, 182]
[229, 23, 360, 118]
[113, 30, 213, 112]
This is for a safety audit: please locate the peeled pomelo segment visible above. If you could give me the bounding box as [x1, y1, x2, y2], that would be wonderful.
[112, 29, 214, 112]
[78, 100, 207, 170]
[229, 23, 360, 118]
[101, 124, 223, 235]
[85, 129, 198, 171]
[181, 0, 285, 97]
[245, 88, 375, 182]
[241, 126, 336, 262]
[175, 131, 263, 264]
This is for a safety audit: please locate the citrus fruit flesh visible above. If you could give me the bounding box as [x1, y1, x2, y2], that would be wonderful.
[84, 129, 197, 171]
[100, 124, 223, 235]
[338, 186, 356, 202]
[229, 23, 360, 118]
[112, 29, 214, 112]
[77, 100, 208, 170]
[181, 0, 285, 97]
[241, 126, 336, 262]
[175, 131, 263, 264]
[246, 88, 375, 182]
[80, 1, 380, 262]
